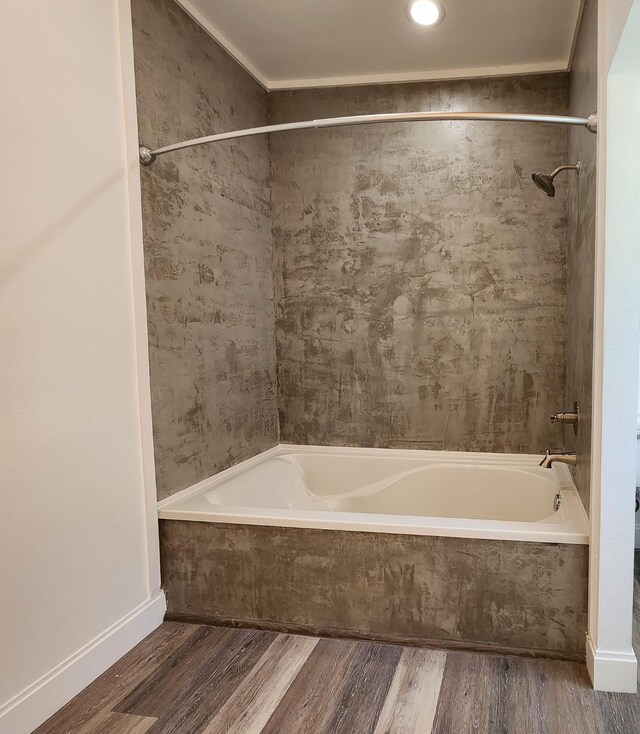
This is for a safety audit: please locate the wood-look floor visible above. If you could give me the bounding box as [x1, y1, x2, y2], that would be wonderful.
[35, 611, 640, 734]
[33, 553, 640, 734]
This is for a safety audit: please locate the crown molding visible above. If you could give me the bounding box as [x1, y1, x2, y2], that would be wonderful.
[267, 61, 570, 91]
[173, 0, 270, 89]
[173, 0, 573, 92]
[567, 0, 587, 71]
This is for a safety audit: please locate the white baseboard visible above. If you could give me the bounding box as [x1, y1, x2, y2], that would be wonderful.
[0, 591, 166, 734]
[586, 635, 638, 693]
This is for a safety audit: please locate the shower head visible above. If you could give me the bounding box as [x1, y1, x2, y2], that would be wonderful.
[531, 162, 581, 197]
[532, 172, 557, 197]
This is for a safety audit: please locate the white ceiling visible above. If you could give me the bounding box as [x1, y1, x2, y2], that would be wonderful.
[175, 0, 584, 90]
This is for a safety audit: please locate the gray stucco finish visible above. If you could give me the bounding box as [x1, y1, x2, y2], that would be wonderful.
[566, 0, 597, 515]
[134, 5, 592, 660]
[133, 2, 590, 500]
[131, 0, 279, 500]
[269, 76, 569, 453]
[160, 521, 588, 656]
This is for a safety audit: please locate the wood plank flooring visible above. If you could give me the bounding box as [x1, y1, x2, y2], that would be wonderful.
[35, 615, 640, 734]
[33, 552, 640, 734]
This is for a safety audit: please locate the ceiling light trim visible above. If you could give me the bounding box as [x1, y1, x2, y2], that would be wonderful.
[408, 0, 444, 27]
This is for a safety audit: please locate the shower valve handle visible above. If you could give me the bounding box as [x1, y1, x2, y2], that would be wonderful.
[550, 403, 579, 434]
[550, 412, 579, 424]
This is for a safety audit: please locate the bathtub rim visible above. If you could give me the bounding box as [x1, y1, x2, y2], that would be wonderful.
[157, 443, 590, 545]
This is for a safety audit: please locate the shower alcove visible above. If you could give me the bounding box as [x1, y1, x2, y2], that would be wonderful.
[131, 0, 597, 660]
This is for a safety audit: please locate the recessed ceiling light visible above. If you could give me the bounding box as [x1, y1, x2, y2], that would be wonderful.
[409, 0, 443, 26]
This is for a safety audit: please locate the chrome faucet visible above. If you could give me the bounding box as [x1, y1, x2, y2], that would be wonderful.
[539, 450, 577, 469]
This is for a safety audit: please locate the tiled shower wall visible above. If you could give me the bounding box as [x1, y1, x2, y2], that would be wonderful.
[132, 0, 278, 500]
[270, 77, 569, 453]
[566, 0, 598, 515]
[133, 1, 591, 500]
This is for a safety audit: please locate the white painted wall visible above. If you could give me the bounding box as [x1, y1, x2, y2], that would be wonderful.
[587, 0, 640, 692]
[637, 338, 640, 511]
[606, 0, 634, 66]
[0, 2, 163, 732]
[637, 338, 640, 424]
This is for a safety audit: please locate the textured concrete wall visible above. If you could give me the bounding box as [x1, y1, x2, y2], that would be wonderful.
[133, 4, 576, 492]
[270, 76, 569, 453]
[160, 521, 588, 656]
[132, 0, 278, 500]
[566, 0, 597, 515]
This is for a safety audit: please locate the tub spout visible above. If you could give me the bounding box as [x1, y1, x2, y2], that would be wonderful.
[539, 450, 577, 469]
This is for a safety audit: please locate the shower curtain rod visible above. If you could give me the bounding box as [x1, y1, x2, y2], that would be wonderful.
[139, 110, 598, 165]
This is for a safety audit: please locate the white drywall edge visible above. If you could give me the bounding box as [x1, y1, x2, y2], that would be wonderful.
[0, 593, 165, 734]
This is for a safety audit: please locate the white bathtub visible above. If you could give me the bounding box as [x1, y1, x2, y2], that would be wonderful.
[158, 445, 589, 544]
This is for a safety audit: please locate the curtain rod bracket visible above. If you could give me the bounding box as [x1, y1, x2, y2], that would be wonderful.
[139, 145, 156, 166]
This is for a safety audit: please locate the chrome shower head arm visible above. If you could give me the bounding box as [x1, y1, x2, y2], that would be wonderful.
[549, 162, 581, 179]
